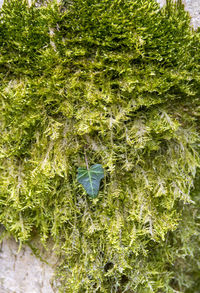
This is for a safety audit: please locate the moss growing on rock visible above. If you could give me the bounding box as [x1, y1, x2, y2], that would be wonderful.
[1, 0, 200, 292]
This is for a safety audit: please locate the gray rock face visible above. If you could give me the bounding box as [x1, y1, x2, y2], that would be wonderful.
[0, 235, 57, 293]
[183, 0, 200, 29]
[157, 0, 200, 29]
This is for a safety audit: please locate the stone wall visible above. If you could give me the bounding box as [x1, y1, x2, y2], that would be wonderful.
[0, 232, 57, 293]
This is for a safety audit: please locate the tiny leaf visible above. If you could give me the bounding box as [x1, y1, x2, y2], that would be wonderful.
[77, 164, 104, 198]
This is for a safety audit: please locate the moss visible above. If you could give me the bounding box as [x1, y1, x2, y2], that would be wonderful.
[1, 0, 200, 292]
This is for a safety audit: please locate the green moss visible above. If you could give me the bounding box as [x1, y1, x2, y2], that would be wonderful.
[1, 0, 200, 292]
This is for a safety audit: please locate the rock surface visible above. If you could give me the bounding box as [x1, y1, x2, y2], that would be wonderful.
[157, 0, 200, 29]
[0, 234, 57, 293]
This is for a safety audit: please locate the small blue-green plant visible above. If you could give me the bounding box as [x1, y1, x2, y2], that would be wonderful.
[77, 164, 104, 198]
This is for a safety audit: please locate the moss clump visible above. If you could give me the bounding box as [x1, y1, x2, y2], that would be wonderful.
[1, 0, 200, 292]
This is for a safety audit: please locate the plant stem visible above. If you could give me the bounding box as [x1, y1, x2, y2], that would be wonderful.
[84, 149, 89, 170]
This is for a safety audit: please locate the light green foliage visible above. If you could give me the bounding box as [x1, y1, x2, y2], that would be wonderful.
[0, 0, 200, 292]
[77, 164, 104, 198]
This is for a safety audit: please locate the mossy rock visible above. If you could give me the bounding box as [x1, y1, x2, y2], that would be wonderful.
[1, 0, 200, 292]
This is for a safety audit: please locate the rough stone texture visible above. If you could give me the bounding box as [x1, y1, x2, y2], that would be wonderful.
[157, 0, 200, 29]
[0, 234, 57, 293]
